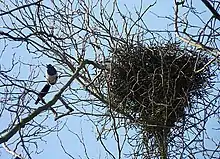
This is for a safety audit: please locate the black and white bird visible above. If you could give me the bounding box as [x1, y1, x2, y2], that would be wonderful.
[35, 64, 58, 105]
[46, 64, 58, 85]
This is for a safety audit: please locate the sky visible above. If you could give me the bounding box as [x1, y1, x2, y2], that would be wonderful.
[0, 0, 219, 159]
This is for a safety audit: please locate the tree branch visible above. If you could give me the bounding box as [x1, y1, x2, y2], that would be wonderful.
[201, 0, 220, 21]
[0, 0, 43, 16]
[0, 61, 86, 144]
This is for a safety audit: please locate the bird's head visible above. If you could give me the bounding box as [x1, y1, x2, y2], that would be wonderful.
[47, 64, 53, 68]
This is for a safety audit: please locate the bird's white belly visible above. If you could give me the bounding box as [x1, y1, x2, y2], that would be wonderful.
[46, 74, 57, 85]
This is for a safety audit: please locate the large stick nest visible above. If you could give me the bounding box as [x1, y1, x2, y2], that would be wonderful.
[108, 43, 212, 134]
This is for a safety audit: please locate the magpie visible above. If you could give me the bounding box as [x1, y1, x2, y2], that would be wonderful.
[35, 84, 51, 104]
[35, 64, 58, 105]
[46, 64, 58, 85]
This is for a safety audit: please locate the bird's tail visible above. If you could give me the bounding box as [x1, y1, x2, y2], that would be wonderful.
[35, 97, 40, 105]
[35, 84, 51, 105]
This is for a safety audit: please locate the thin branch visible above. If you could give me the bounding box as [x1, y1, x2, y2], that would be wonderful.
[201, 0, 220, 21]
[2, 143, 24, 159]
[0, 0, 43, 16]
[0, 61, 86, 144]
[174, 0, 220, 58]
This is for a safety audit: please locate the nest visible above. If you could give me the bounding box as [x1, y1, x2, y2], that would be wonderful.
[108, 43, 212, 135]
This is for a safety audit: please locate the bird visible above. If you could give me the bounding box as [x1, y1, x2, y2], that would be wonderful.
[35, 84, 51, 105]
[35, 64, 58, 105]
[46, 64, 58, 85]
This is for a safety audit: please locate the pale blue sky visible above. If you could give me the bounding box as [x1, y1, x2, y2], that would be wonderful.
[0, 0, 219, 159]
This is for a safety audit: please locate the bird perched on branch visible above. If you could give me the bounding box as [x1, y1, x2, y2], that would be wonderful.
[46, 64, 58, 85]
[35, 64, 58, 105]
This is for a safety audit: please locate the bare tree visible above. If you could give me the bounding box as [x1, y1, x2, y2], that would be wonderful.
[0, 0, 219, 159]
